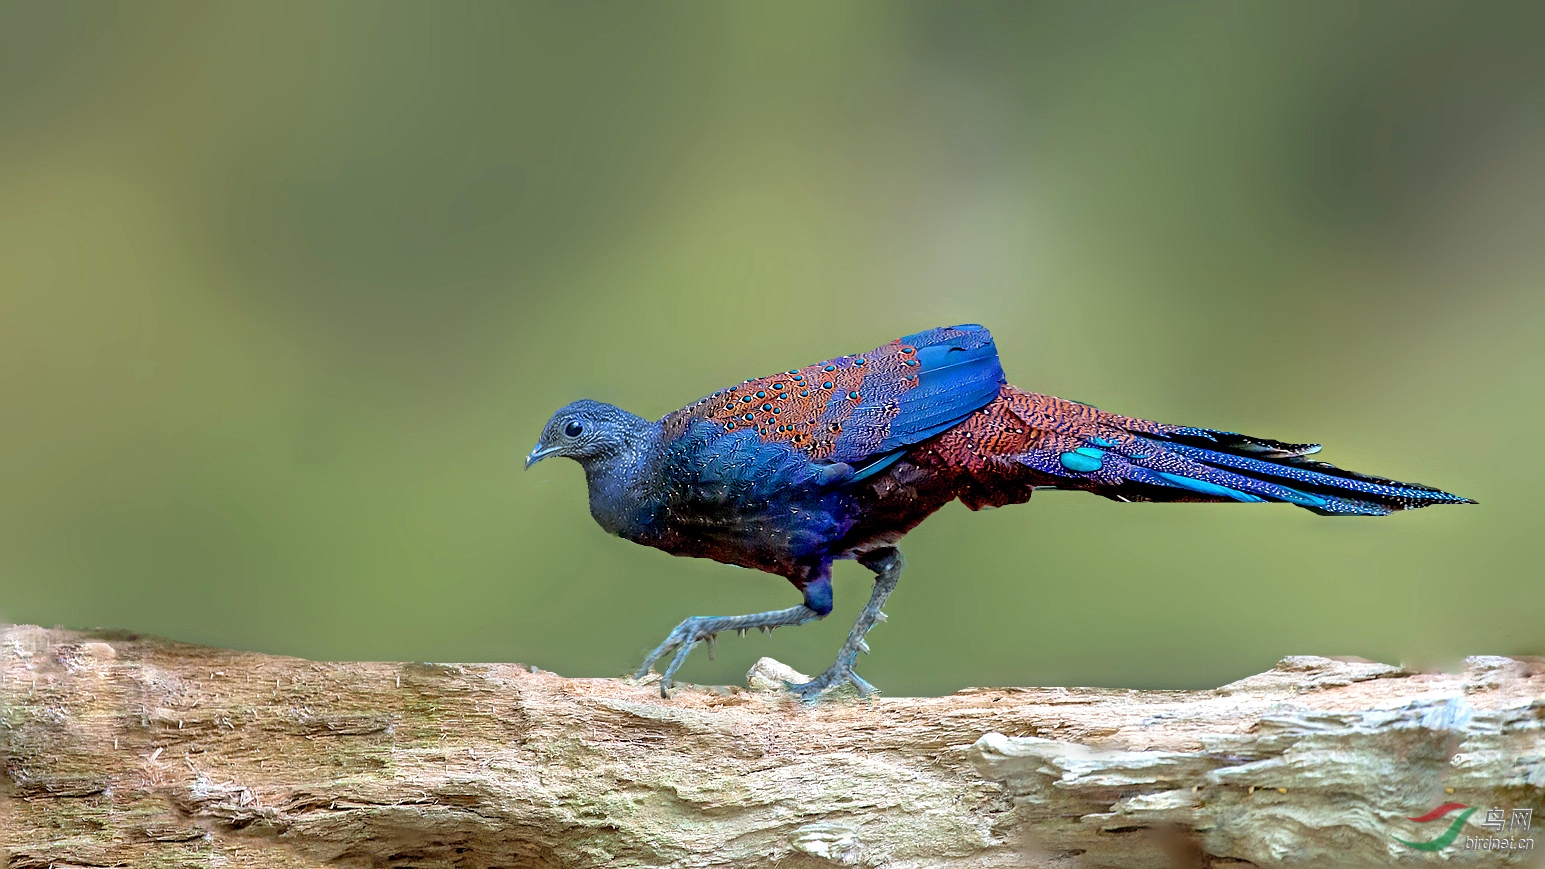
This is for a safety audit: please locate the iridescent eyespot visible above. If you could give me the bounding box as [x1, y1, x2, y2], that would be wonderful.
[564, 421, 584, 437]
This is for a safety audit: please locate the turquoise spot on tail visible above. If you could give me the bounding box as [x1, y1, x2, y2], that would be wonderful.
[1089, 437, 1115, 447]
[1060, 450, 1104, 473]
[1153, 472, 1265, 503]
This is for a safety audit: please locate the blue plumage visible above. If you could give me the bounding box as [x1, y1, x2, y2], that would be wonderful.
[824, 324, 1006, 462]
[1012, 423, 1472, 516]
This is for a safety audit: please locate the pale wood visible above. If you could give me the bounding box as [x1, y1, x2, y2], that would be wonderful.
[1, 624, 1540, 868]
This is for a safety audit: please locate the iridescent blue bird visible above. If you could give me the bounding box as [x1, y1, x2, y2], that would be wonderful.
[526, 325, 1472, 699]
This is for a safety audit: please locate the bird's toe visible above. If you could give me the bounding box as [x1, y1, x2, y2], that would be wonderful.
[637, 616, 722, 694]
[784, 662, 877, 702]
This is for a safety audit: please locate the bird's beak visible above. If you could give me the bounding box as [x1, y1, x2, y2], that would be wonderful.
[525, 444, 559, 470]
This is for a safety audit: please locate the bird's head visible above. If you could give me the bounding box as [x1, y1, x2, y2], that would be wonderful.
[526, 399, 647, 470]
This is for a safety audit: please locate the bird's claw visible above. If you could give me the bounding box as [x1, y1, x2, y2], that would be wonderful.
[784, 660, 877, 702]
[635, 616, 721, 697]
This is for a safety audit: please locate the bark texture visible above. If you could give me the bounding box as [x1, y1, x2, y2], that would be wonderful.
[1, 624, 1541, 868]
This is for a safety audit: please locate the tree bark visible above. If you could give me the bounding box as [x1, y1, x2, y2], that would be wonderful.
[1, 624, 1540, 868]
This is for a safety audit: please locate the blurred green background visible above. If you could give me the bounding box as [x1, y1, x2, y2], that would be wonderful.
[2, 2, 1540, 694]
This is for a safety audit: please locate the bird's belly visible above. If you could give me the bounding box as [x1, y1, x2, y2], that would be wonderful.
[635, 494, 854, 575]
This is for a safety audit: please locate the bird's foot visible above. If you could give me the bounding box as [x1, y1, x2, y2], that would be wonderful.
[632, 604, 819, 698]
[784, 659, 877, 702]
[635, 616, 723, 697]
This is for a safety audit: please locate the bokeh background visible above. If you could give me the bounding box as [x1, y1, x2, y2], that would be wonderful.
[2, 2, 1541, 694]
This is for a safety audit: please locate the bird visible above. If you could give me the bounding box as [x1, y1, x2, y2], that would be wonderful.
[525, 325, 1472, 700]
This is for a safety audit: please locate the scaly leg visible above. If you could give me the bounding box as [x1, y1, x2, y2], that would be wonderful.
[786, 547, 903, 702]
[636, 564, 833, 698]
[635, 605, 821, 697]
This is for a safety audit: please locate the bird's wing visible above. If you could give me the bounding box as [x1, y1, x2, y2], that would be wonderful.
[661, 325, 1006, 472]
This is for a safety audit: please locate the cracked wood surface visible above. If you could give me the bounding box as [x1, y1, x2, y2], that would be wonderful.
[1, 624, 1541, 868]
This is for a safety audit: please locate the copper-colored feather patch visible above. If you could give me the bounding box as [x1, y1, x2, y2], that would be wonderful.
[662, 337, 926, 461]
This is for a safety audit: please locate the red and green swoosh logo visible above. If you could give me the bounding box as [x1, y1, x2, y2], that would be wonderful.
[1393, 803, 1476, 851]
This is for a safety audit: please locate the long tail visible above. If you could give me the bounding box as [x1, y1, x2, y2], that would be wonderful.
[935, 387, 1474, 516]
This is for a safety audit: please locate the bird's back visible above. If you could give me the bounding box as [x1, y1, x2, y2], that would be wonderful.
[659, 324, 1007, 466]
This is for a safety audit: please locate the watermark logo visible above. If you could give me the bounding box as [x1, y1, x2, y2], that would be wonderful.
[1393, 803, 1534, 852]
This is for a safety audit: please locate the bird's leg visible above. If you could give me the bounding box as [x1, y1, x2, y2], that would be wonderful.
[635, 565, 833, 698]
[786, 547, 903, 702]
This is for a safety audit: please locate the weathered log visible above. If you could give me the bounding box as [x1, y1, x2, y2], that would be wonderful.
[1, 624, 1540, 868]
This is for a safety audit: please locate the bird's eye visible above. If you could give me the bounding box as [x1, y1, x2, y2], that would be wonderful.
[564, 421, 584, 438]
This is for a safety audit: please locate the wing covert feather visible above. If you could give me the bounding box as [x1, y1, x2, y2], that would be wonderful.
[661, 325, 1006, 467]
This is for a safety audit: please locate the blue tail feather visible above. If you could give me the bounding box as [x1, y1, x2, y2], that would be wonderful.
[1161, 441, 1468, 504]
[1119, 428, 1473, 515]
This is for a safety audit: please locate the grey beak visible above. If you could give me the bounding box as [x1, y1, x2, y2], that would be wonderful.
[525, 445, 558, 470]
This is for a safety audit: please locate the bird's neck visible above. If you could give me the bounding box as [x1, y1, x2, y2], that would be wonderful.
[582, 421, 662, 538]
